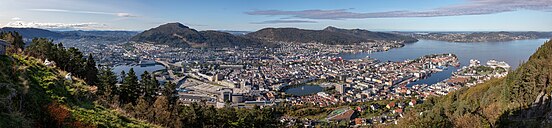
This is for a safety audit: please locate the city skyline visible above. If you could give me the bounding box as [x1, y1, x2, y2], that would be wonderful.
[0, 0, 551, 31]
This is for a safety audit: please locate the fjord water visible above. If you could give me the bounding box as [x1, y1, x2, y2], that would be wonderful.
[340, 39, 549, 86]
[112, 64, 165, 80]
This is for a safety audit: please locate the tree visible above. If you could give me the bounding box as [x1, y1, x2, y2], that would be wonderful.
[140, 71, 158, 102]
[84, 53, 99, 85]
[152, 96, 171, 126]
[162, 82, 177, 105]
[0, 32, 24, 54]
[134, 96, 150, 120]
[97, 66, 118, 97]
[66, 47, 85, 78]
[121, 68, 139, 104]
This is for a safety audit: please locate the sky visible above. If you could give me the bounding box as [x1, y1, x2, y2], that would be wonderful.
[0, 0, 551, 31]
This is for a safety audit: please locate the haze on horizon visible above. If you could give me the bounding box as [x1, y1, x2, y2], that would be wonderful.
[0, 0, 551, 31]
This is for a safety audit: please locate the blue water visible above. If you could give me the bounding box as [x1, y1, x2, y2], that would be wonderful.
[339, 39, 548, 86]
[112, 64, 165, 80]
[285, 85, 324, 96]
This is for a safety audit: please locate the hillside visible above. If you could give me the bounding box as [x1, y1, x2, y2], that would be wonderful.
[322, 26, 418, 43]
[246, 26, 418, 45]
[394, 39, 552, 127]
[130, 23, 265, 48]
[0, 54, 156, 127]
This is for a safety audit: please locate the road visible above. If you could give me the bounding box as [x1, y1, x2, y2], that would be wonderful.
[156, 60, 186, 85]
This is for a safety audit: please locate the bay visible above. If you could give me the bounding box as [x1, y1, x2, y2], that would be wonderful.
[339, 39, 549, 86]
[112, 64, 166, 80]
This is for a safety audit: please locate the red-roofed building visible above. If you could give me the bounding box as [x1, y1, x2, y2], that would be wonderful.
[386, 102, 396, 109]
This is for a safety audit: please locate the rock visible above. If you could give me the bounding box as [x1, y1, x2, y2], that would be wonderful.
[44, 59, 55, 67]
[65, 73, 72, 81]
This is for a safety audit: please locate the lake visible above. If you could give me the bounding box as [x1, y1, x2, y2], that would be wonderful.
[285, 85, 324, 96]
[112, 64, 166, 79]
[339, 39, 549, 86]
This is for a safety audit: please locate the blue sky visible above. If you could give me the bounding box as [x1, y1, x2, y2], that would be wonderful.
[1, 0, 551, 31]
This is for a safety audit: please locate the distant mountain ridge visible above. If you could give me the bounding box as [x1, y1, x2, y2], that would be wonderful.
[246, 26, 418, 45]
[130, 23, 265, 48]
[0, 27, 64, 39]
[413, 31, 552, 42]
[0, 27, 139, 46]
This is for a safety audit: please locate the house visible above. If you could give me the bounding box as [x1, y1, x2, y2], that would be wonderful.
[0, 40, 8, 55]
[386, 102, 395, 109]
[409, 99, 417, 106]
[393, 108, 403, 114]
[370, 104, 380, 111]
[354, 118, 364, 125]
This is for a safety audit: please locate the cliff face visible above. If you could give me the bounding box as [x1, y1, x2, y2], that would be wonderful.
[395, 39, 552, 128]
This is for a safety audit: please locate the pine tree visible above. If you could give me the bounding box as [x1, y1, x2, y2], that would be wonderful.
[84, 53, 99, 85]
[66, 47, 85, 78]
[140, 71, 158, 102]
[97, 66, 118, 97]
[153, 96, 171, 126]
[121, 68, 139, 104]
[134, 96, 150, 120]
[1, 32, 25, 54]
[162, 82, 178, 105]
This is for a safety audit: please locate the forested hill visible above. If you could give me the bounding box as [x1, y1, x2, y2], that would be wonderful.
[130, 22, 266, 48]
[246, 26, 418, 45]
[395, 39, 552, 127]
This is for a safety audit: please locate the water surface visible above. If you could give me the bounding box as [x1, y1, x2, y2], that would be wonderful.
[112, 64, 165, 79]
[339, 39, 548, 86]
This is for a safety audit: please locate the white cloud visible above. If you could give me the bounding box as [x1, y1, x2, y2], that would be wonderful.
[29, 8, 138, 17]
[246, 0, 552, 19]
[251, 20, 317, 24]
[116, 13, 137, 17]
[11, 17, 21, 21]
[3, 21, 110, 30]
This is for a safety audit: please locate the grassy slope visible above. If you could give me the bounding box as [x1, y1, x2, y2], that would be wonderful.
[0, 54, 157, 127]
[394, 39, 552, 128]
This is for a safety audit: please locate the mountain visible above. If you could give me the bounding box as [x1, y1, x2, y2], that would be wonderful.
[57, 30, 139, 46]
[246, 26, 418, 45]
[130, 23, 265, 48]
[322, 26, 419, 43]
[395, 39, 552, 127]
[0, 27, 64, 39]
[59, 30, 139, 38]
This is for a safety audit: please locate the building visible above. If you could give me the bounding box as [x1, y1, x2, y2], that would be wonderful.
[486, 59, 511, 69]
[326, 108, 356, 122]
[0, 40, 8, 55]
[231, 94, 244, 103]
[335, 84, 345, 94]
[219, 88, 233, 102]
